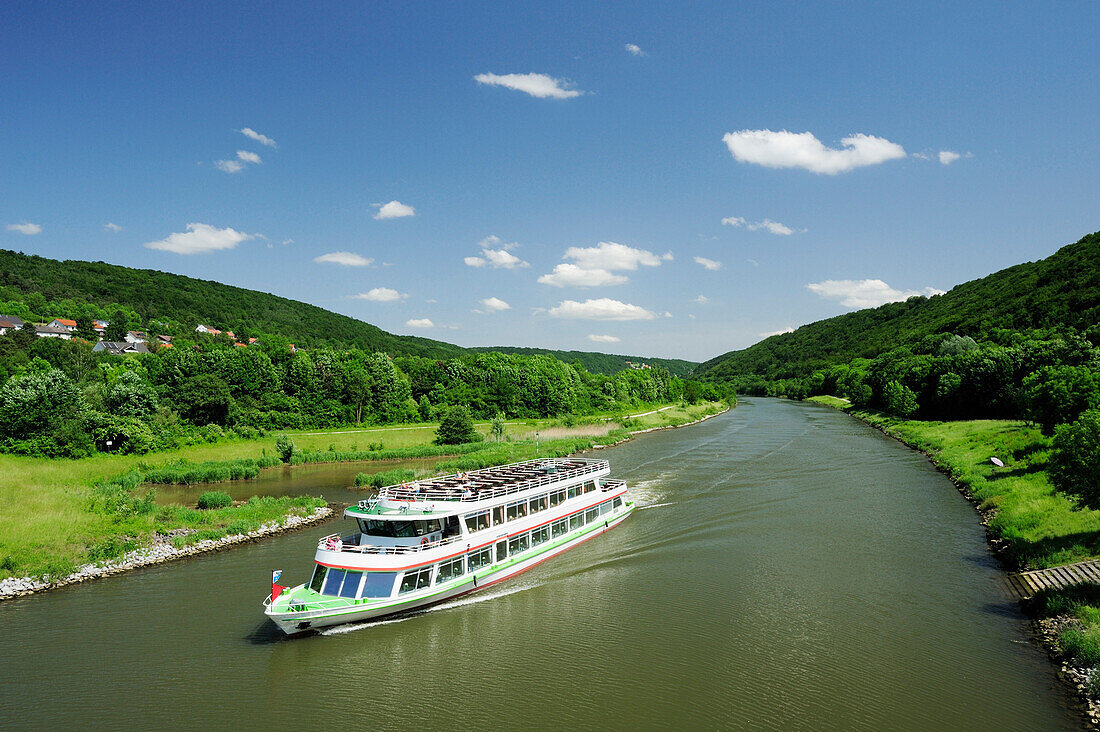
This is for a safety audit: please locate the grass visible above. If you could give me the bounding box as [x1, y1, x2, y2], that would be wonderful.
[806, 395, 852, 409]
[1028, 585, 1100, 668]
[0, 401, 725, 582]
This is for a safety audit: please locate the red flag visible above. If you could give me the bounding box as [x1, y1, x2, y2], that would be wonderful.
[272, 584, 285, 601]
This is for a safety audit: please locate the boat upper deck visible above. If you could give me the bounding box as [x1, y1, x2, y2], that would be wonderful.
[347, 457, 609, 517]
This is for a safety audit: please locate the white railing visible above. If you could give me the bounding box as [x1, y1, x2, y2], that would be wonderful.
[317, 532, 466, 555]
[376, 457, 607, 504]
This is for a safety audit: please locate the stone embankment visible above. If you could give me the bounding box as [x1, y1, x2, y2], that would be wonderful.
[1035, 616, 1100, 727]
[0, 505, 333, 602]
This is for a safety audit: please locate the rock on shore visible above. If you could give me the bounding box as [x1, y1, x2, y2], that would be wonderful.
[0, 506, 332, 601]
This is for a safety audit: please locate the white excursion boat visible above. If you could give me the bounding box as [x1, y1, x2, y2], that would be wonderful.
[263, 457, 633, 634]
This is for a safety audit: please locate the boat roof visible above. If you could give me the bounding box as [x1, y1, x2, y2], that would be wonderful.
[347, 457, 608, 518]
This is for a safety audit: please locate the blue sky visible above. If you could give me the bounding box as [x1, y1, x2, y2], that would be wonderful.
[2, 2, 1097, 361]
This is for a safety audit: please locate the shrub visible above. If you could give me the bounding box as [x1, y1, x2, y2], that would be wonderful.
[882, 380, 919, 417]
[274, 434, 296, 463]
[197, 491, 233, 509]
[434, 405, 480, 445]
[1050, 410, 1100, 508]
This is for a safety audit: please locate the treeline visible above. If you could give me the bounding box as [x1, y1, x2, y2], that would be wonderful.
[0, 328, 730, 458]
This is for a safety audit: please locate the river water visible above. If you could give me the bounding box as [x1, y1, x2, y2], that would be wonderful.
[0, 398, 1081, 729]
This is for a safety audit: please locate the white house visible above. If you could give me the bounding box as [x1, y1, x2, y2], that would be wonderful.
[35, 325, 72, 340]
[47, 318, 78, 332]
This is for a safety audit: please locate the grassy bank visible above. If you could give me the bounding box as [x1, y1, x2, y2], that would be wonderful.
[0, 401, 726, 581]
[810, 397, 1100, 570]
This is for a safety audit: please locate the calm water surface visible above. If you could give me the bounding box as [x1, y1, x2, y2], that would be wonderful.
[0, 398, 1081, 729]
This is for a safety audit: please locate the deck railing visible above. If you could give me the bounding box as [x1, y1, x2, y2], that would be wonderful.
[316, 532, 466, 555]
[376, 457, 607, 504]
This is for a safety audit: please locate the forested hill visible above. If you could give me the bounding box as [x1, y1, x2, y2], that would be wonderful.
[0, 249, 691, 372]
[0, 249, 466, 358]
[695, 230, 1100, 383]
[470, 346, 697, 376]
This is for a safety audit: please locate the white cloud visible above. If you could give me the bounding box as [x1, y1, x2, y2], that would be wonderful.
[538, 264, 628, 288]
[747, 258, 759, 267]
[759, 327, 795, 338]
[104, 222, 122, 232]
[938, 150, 961, 165]
[143, 223, 255, 255]
[563, 241, 663, 271]
[239, 127, 276, 147]
[625, 43, 645, 56]
[806, 279, 945, 309]
[722, 215, 799, 235]
[373, 201, 416, 220]
[475, 296, 511, 313]
[694, 256, 722, 271]
[405, 318, 434, 328]
[661, 251, 674, 261]
[465, 235, 529, 269]
[474, 72, 582, 99]
[215, 159, 243, 173]
[693, 295, 709, 304]
[588, 334, 621, 343]
[237, 150, 262, 164]
[7, 222, 42, 235]
[353, 287, 406, 302]
[547, 298, 657, 321]
[314, 251, 373, 267]
[722, 129, 907, 174]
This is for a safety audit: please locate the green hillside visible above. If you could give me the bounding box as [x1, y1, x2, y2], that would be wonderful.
[0, 249, 694, 373]
[470, 346, 697, 376]
[695, 231, 1100, 382]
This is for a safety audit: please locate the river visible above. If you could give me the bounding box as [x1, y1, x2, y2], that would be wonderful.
[0, 398, 1082, 729]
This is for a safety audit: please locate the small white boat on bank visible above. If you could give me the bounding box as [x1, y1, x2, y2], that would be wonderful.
[263, 457, 633, 634]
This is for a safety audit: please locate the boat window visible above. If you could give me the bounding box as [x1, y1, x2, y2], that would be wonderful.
[570, 513, 583, 531]
[585, 507, 599, 524]
[583, 481, 596, 493]
[529, 494, 548, 513]
[613, 496, 623, 510]
[508, 533, 530, 556]
[531, 525, 550, 547]
[364, 519, 442, 538]
[309, 564, 327, 593]
[492, 505, 505, 526]
[361, 572, 397, 598]
[600, 500, 613, 515]
[399, 566, 434, 594]
[551, 518, 568, 539]
[339, 571, 363, 598]
[322, 568, 347, 596]
[437, 556, 465, 584]
[496, 540, 507, 563]
[469, 547, 492, 572]
[567, 484, 579, 499]
[506, 500, 527, 521]
[549, 489, 565, 507]
[464, 510, 490, 533]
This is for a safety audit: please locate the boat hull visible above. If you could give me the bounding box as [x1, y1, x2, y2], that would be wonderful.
[266, 504, 633, 635]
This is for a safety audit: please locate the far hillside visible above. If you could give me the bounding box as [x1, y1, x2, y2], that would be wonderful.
[695, 231, 1100, 384]
[470, 346, 697, 376]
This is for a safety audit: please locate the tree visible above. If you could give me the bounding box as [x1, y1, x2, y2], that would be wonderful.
[274, 434, 296, 463]
[1050, 410, 1100, 508]
[418, 395, 432, 422]
[434, 405, 480, 445]
[105, 310, 128, 342]
[1023, 365, 1100, 435]
[105, 371, 159, 418]
[74, 314, 98, 341]
[345, 367, 371, 423]
[882, 380, 918, 417]
[176, 373, 235, 425]
[0, 369, 84, 439]
[490, 412, 506, 441]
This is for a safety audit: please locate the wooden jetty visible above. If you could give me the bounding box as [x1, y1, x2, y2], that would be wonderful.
[1006, 559, 1100, 599]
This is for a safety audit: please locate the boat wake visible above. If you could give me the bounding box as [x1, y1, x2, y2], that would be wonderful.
[637, 501, 675, 511]
[627, 475, 673, 510]
[319, 581, 540, 635]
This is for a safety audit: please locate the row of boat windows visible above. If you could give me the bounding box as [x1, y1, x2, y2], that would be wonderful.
[310, 496, 622, 600]
[463, 480, 598, 533]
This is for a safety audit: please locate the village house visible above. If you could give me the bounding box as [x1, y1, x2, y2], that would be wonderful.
[92, 341, 150, 356]
[47, 318, 78, 332]
[35, 324, 73, 340]
[125, 330, 148, 344]
[0, 316, 24, 335]
[195, 324, 221, 335]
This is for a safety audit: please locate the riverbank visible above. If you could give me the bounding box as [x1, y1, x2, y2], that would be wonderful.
[807, 395, 1100, 720]
[0, 504, 333, 601]
[0, 400, 728, 587]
